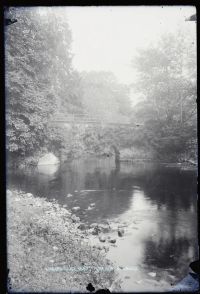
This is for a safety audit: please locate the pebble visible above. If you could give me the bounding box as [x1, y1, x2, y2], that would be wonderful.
[67, 194, 73, 197]
[148, 272, 156, 277]
[90, 203, 95, 206]
[72, 206, 80, 211]
[53, 246, 58, 251]
[26, 193, 33, 197]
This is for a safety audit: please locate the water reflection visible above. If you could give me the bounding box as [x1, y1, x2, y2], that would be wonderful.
[7, 158, 198, 290]
[37, 163, 59, 176]
[7, 158, 197, 219]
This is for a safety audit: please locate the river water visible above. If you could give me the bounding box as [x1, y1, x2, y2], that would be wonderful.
[7, 158, 198, 291]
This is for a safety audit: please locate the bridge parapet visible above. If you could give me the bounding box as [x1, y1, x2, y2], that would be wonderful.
[49, 113, 143, 127]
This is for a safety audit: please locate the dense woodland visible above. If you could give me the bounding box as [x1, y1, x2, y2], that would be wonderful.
[5, 7, 197, 165]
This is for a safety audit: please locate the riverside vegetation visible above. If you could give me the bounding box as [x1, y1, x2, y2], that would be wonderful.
[7, 190, 122, 292]
[5, 7, 197, 167]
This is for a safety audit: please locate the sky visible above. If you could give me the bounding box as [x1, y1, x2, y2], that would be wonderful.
[65, 6, 196, 86]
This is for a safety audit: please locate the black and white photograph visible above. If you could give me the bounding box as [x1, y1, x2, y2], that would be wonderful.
[5, 5, 198, 292]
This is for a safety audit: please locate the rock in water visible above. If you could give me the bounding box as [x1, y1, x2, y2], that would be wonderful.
[118, 228, 125, 237]
[148, 272, 156, 277]
[37, 153, 59, 166]
[66, 193, 73, 197]
[72, 206, 80, 211]
[78, 223, 87, 230]
[125, 276, 130, 279]
[91, 227, 100, 235]
[99, 235, 106, 242]
[109, 239, 116, 244]
[71, 214, 80, 223]
[26, 193, 33, 197]
[90, 223, 99, 228]
[98, 223, 110, 233]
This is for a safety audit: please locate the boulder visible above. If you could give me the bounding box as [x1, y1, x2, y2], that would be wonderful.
[37, 153, 59, 166]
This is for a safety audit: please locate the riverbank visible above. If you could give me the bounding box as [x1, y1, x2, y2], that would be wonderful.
[7, 190, 120, 292]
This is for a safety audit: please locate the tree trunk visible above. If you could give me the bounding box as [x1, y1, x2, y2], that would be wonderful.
[111, 145, 120, 167]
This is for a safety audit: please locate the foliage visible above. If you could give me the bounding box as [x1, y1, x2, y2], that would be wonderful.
[5, 7, 81, 158]
[131, 29, 197, 161]
[80, 71, 131, 123]
[5, 7, 197, 163]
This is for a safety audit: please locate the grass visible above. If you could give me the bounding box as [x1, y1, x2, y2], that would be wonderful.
[7, 190, 120, 292]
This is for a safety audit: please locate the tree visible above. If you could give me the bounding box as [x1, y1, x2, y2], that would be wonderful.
[80, 71, 131, 123]
[5, 7, 81, 159]
[131, 29, 197, 161]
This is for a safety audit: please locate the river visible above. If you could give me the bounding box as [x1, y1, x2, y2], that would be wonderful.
[7, 158, 198, 292]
